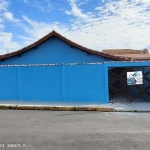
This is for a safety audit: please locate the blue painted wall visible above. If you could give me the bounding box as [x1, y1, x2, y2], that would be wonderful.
[0, 67, 18, 100]
[0, 37, 114, 65]
[0, 64, 107, 104]
[0, 61, 149, 104]
[20, 66, 62, 102]
[65, 64, 106, 103]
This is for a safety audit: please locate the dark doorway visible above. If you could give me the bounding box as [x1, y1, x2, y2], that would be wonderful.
[109, 66, 150, 103]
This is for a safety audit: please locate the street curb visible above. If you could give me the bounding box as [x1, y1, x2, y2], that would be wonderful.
[0, 105, 115, 112]
[1, 105, 149, 112]
[115, 110, 150, 112]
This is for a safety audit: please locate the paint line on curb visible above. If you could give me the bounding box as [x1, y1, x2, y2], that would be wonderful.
[0, 105, 115, 112]
[0, 105, 150, 112]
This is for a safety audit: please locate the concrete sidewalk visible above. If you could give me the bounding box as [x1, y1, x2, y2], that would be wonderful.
[0, 102, 150, 112]
[111, 102, 150, 112]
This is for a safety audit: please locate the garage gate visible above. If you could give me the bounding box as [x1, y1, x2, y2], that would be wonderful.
[109, 66, 150, 103]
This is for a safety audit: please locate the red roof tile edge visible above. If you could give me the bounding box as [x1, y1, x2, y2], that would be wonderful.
[0, 31, 128, 61]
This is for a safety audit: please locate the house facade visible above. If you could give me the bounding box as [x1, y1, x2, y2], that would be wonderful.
[0, 31, 150, 104]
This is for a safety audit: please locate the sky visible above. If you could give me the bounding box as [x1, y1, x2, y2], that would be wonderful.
[0, 0, 150, 54]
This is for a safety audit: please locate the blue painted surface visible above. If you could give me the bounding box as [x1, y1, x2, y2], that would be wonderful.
[104, 61, 150, 68]
[0, 36, 114, 104]
[0, 64, 107, 104]
[65, 64, 106, 103]
[0, 50, 150, 104]
[21, 66, 62, 101]
[0, 67, 18, 100]
[0, 37, 113, 65]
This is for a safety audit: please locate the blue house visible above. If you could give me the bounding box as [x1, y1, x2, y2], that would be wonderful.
[0, 31, 150, 104]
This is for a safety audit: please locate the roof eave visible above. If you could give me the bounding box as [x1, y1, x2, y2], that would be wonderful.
[0, 31, 127, 61]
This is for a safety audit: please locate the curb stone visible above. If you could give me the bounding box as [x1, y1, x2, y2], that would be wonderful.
[1, 105, 149, 112]
[0, 105, 115, 112]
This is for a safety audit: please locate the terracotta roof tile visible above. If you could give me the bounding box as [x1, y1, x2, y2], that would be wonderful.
[0, 31, 126, 61]
[0, 31, 149, 61]
[102, 49, 150, 60]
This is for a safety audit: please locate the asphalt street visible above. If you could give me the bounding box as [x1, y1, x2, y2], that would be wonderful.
[0, 110, 150, 150]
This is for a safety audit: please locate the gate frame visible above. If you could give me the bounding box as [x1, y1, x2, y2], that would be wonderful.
[104, 61, 150, 103]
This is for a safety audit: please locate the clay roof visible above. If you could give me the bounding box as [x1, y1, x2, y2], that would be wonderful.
[103, 49, 149, 54]
[0, 31, 128, 61]
[103, 49, 150, 61]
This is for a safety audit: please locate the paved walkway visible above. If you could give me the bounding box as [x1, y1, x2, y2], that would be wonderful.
[111, 102, 150, 111]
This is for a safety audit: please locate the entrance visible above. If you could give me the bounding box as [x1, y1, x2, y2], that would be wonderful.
[109, 66, 150, 103]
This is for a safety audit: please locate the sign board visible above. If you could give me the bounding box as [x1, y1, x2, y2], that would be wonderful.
[127, 71, 143, 85]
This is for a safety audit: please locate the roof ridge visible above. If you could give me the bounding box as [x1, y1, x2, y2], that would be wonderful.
[0, 30, 126, 61]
